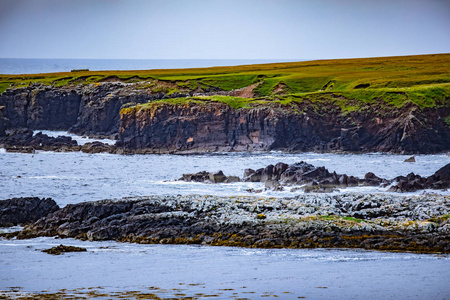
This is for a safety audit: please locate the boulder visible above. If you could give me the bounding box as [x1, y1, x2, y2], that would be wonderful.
[81, 141, 114, 153]
[0, 197, 59, 227]
[404, 155, 416, 163]
[209, 171, 227, 183]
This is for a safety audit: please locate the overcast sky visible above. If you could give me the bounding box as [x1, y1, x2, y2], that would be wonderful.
[0, 0, 449, 60]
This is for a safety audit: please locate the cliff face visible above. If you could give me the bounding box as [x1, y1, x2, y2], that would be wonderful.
[119, 101, 450, 153]
[1, 83, 449, 153]
[0, 83, 152, 137]
[0, 84, 81, 130]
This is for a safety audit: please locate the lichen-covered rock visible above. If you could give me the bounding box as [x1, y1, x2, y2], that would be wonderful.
[8, 193, 450, 253]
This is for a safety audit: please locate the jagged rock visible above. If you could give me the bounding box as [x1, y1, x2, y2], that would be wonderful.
[244, 161, 361, 189]
[404, 155, 416, 162]
[179, 170, 240, 183]
[363, 172, 384, 186]
[179, 171, 210, 182]
[389, 163, 450, 192]
[209, 171, 227, 183]
[0, 129, 82, 152]
[118, 101, 450, 154]
[5, 194, 450, 253]
[0, 197, 59, 227]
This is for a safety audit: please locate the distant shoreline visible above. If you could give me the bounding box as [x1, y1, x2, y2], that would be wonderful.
[0, 58, 305, 75]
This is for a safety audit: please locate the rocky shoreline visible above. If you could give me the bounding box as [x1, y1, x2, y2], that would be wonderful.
[180, 161, 450, 193]
[2, 193, 449, 253]
[1, 81, 449, 154]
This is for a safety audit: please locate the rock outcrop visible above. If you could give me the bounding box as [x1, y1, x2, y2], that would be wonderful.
[1, 82, 449, 154]
[389, 163, 450, 192]
[180, 162, 450, 193]
[0, 129, 80, 152]
[0, 197, 59, 227]
[7, 194, 450, 253]
[118, 101, 450, 154]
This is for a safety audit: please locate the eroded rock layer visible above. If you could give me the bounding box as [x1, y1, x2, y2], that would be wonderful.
[118, 101, 450, 154]
[8, 194, 450, 253]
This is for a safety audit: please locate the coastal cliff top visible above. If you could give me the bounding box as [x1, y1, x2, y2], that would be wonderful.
[1, 54, 449, 113]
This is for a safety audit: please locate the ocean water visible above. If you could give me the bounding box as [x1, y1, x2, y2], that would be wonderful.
[0, 237, 449, 299]
[1, 136, 450, 298]
[0, 133, 449, 207]
[0, 58, 302, 75]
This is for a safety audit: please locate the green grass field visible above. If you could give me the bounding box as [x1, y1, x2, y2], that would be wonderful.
[1, 53, 449, 111]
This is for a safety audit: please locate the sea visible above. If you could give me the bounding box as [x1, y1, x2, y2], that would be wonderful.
[0, 60, 449, 299]
[0, 58, 303, 75]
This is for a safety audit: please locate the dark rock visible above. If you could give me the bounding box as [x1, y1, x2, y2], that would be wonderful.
[209, 171, 227, 183]
[0, 197, 59, 227]
[364, 172, 384, 186]
[389, 164, 450, 192]
[225, 176, 241, 183]
[179, 171, 213, 183]
[41, 244, 87, 255]
[432, 163, 450, 183]
[404, 155, 416, 162]
[2, 194, 448, 253]
[81, 141, 114, 154]
[245, 168, 263, 182]
[243, 168, 256, 178]
[118, 99, 450, 154]
[0, 129, 83, 152]
[1, 82, 449, 153]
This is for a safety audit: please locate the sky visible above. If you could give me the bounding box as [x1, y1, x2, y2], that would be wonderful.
[0, 0, 449, 60]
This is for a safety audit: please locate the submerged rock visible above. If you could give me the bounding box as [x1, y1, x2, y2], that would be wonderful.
[41, 244, 87, 255]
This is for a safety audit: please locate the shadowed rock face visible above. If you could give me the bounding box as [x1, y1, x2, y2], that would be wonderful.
[119, 101, 450, 154]
[7, 194, 450, 253]
[1, 83, 449, 153]
[0, 83, 153, 138]
[0, 84, 81, 130]
[0, 197, 59, 227]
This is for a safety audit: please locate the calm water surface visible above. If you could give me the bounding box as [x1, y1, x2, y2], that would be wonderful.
[0, 237, 449, 299]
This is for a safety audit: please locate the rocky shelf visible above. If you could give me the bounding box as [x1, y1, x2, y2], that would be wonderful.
[2, 193, 449, 253]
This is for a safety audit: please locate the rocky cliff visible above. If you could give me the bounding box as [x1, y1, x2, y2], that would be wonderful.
[118, 100, 450, 154]
[0, 82, 154, 137]
[1, 81, 449, 154]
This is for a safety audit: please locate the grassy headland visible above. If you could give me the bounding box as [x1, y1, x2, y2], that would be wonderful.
[1, 53, 449, 112]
